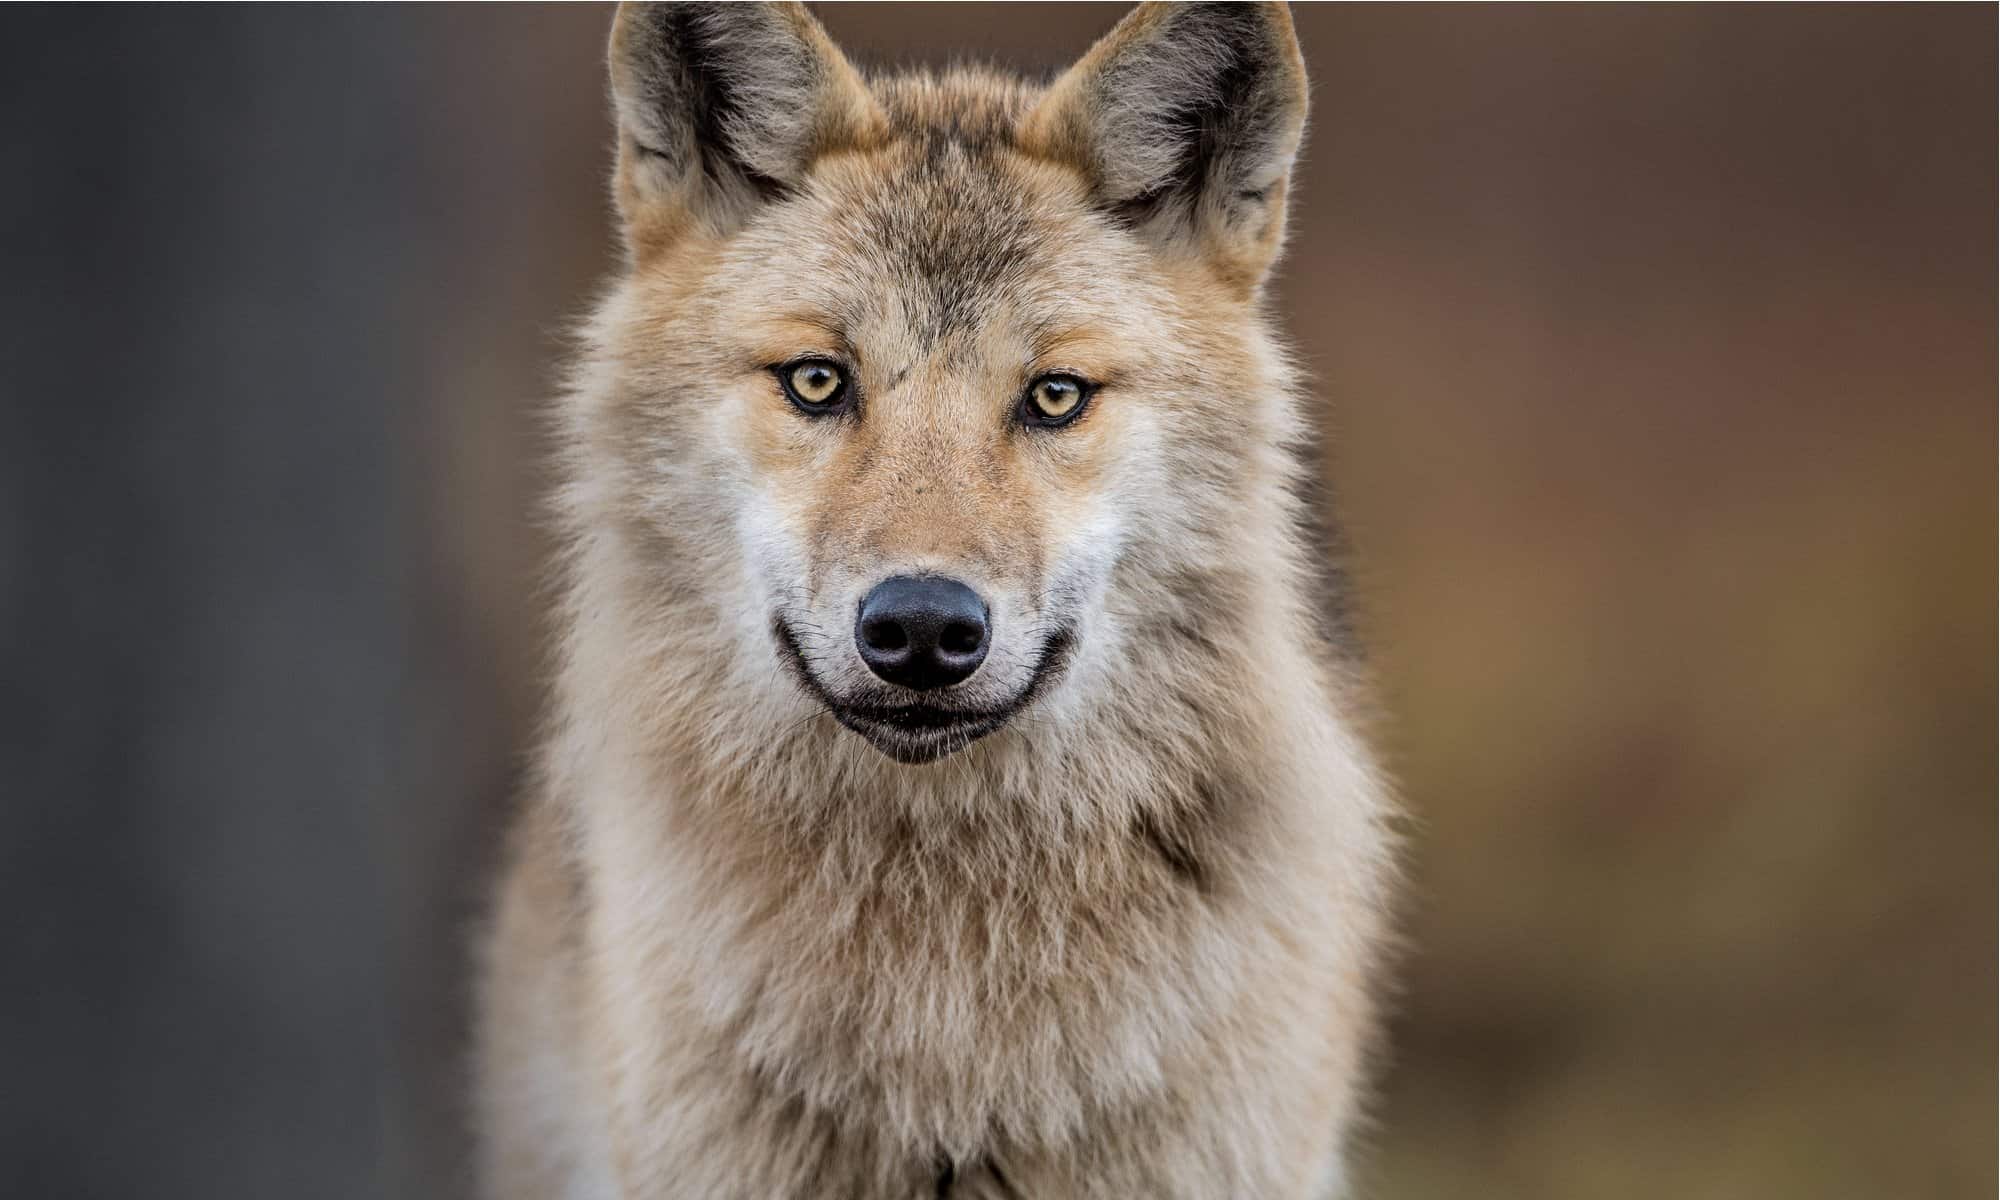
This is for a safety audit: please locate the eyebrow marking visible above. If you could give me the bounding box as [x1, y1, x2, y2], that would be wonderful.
[771, 312, 858, 363]
[783, 310, 847, 338]
[1028, 321, 1117, 363]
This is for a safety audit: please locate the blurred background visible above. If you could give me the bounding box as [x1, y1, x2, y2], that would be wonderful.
[2, 5, 1991, 1198]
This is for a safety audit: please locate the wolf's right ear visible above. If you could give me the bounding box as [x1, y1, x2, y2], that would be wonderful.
[607, 2, 883, 257]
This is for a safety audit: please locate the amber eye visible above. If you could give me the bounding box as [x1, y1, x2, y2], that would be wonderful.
[1022, 373, 1091, 426]
[779, 359, 848, 412]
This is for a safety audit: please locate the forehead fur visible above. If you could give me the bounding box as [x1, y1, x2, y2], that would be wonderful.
[870, 65, 1044, 152]
[719, 66, 1136, 356]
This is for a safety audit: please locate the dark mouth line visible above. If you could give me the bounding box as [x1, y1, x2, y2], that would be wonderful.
[769, 616, 1076, 756]
[770, 617, 832, 704]
[839, 705, 991, 732]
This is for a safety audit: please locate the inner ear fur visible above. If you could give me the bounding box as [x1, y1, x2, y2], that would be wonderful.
[607, 1, 885, 255]
[1023, 2, 1309, 294]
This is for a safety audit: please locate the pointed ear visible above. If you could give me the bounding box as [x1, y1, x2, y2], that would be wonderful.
[607, 2, 884, 255]
[1023, 2, 1309, 294]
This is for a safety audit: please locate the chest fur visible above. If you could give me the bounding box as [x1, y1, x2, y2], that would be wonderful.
[587, 794, 1257, 1160]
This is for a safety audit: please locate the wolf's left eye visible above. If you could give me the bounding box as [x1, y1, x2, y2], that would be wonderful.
[778, 359, 848, 412]
[1021, 373, 1091, 427]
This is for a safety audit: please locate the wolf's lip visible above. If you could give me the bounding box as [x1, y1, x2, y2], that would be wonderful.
[828, 706, 1010, 764]
[769, 617, 1076, 764]
[835, 703, 998, 732]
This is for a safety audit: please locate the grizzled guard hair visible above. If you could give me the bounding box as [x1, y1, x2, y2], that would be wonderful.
[476, 5, 1396, 1198]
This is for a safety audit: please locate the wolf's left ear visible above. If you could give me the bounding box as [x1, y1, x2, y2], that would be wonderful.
[1023, 2, 1308, 294]
[607, 2, 883, 256]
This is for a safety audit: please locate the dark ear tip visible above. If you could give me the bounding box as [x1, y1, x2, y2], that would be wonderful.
[609, 1, 794, 70]
[607, 3, 688, 95]
[608, 1, 673, 56]
[1146, 1, 1306, 85]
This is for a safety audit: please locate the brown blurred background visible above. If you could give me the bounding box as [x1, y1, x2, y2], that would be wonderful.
[2, 5, 1991, 1198]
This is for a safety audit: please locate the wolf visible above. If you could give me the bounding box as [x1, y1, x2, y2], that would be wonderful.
[475, 3, 1396, 1197]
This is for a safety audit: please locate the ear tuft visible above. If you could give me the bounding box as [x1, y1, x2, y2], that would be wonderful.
[1024, 2, 1308, 292]
[608, 2, 882, 250]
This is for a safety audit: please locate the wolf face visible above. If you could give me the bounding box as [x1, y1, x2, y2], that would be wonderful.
[582, 3, 1312, 766]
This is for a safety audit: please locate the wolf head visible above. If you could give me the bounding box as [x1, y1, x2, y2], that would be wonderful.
[567, 2, 1319, 771]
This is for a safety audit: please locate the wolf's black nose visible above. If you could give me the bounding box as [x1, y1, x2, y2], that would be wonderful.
[856, 575, 990, 691]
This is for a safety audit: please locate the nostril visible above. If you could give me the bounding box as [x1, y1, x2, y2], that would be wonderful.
[862, 617, 908, 653]
[938, 620, 984, 656]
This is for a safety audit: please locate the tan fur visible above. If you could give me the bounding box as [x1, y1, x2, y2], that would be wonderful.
[476, 5, 1395, 1197]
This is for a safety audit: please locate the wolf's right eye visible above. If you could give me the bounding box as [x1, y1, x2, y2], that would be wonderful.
[1021, 373, 1092, 427]
[778, 359, 849, 413]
